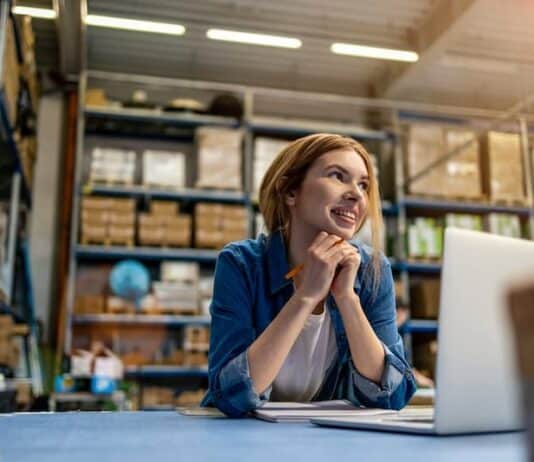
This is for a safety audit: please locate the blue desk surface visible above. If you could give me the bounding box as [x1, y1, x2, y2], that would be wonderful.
[0, 411, 526, 462]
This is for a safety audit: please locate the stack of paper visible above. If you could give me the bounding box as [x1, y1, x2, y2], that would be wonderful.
[253, 400, 395, 423]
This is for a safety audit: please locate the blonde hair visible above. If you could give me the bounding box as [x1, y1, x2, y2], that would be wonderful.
[258, 133, 384, 292]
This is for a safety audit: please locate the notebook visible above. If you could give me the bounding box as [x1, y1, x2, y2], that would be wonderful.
[253, 400, 394, 423]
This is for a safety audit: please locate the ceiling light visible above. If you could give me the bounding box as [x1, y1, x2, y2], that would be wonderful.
[12, 6, 56, 19]
[331, 43, 418, 63]
[86, 15, 185, 35]
[207, 28, 301, 49]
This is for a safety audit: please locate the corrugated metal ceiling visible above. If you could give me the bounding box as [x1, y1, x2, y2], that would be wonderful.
[16, 0, 534, 111]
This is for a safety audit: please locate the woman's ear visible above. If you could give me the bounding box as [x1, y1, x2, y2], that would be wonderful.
[285, 189, 297, 207]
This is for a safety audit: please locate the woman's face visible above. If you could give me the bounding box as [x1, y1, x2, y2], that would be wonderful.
[288, 148, 370, 240]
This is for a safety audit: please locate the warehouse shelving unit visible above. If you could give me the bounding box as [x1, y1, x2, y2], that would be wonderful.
[75, 245, 219, 263]
[65, 70, 534, 401]
[0, 0, 41, 396]
[394, 108, 534, 375]
[72, 314, 210, 327]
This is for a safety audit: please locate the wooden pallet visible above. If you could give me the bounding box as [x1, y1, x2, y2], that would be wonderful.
[87, 179, 135, 188]
[106, 305, 136, 314]
[80, 237, 134, 247]
[490, 197, 529, 208]
[140, 307, 199, 316]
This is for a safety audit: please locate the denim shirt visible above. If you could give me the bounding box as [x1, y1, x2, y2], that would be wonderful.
[200, 230, 417, 417]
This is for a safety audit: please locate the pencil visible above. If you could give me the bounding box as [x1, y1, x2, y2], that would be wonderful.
[284, 237, 344, 280]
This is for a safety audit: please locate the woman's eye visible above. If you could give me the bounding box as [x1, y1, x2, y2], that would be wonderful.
[359, 182, 369, 191]
[329, 171, 344, 181]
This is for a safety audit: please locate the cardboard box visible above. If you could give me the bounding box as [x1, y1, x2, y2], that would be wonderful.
[81, 197, 112, 210]
[80, 224, 107, 243]
[74, 295, 106, 314]
[143, 150, 186, 188]
[150, 201, 179, 216]
[164, 229, 191, 247]
[2, 18, 20, 127]
[110, 198, 136, 213]
[413, 340, 438, 379]
[85, 88, 109, 107]
[138, 213, 166, 228]
[407, 218, 443, 259]
[195, 229, 222, 248]
[410, 279, 441, 319]
[445, 214, 483, 231]
[94, 349, 124, 379]
[108, 212, 135, 226]
[405, 125, 447, 196]
[160, 261, 199, 283]
[138, 227, 164, 245]
[90, 148, 136, 184]
[195, 127, 243, 190]
[108, 225, 134, 243]
[253, 137, 290, 197]
[166, 215, 191, 230]
[488, 213, 521, 238]
[480, 132, 525, 202]
[443, 129, 482, 199]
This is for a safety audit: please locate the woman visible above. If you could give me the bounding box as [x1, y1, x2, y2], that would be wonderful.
[201, 133, 416, 417]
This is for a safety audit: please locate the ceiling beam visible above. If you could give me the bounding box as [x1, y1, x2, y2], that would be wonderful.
[53, 0, 86, 80]
[374, 0, 482, 98]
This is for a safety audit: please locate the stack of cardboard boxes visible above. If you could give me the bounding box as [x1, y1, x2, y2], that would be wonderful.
[406, 125, 527, 205]
[406, 125, 482, 200]
[407, 218, 443, 260]
[18, 16, 39, 108]
[80, 197, 136, 246]
[0, 315, 28, 372]
[488, 213, 522, 238]
[2, 17, 19, 128]
[183, 326, 209, 367]
[195, 127, 243, 190]
[138, 201, 191, 247]
[253, 137, 290, 199]
[195, 203, 248, 248]
[16, 136, 37, 188]
[480, 131, 526, 203]
[147, 262, 200, 314]
[142, 150, 186, 189]
[89, 148, 136, 186]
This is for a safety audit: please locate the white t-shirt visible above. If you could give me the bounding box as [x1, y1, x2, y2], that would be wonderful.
[271, 305, 338, 402]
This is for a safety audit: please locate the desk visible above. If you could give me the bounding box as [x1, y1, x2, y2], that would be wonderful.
[0, 411, 526, 462]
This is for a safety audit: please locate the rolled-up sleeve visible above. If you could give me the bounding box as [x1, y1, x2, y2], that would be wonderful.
[347, 258, 417, 410]
[202, 246, 270, 417]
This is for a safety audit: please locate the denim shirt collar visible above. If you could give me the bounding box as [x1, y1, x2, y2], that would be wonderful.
[265, 230, 293, 295]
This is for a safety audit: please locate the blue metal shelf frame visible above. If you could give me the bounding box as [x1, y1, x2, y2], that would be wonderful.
[399, 319, 438, 335]
[0, 91, 32, 207]
[401, 197, 532, 217]
[82, 184, 250, 205]
[125, 366, 208, 379]
[75, 245, 219, 263]
[84, 106, 240, 129]
[72, 314, 211, 327]
[246, 120, 393, 142]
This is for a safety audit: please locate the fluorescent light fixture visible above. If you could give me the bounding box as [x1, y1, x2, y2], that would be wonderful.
[86, 15, 185, 35]
[12, 6, 56, 19]
[331, 42, 418, 63]
[207, 28, 301, 49]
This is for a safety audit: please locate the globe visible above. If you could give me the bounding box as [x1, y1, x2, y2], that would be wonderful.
[109, 260, 150, 308]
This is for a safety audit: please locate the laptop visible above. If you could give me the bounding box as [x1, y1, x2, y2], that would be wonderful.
[312, 228, 534, 435]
